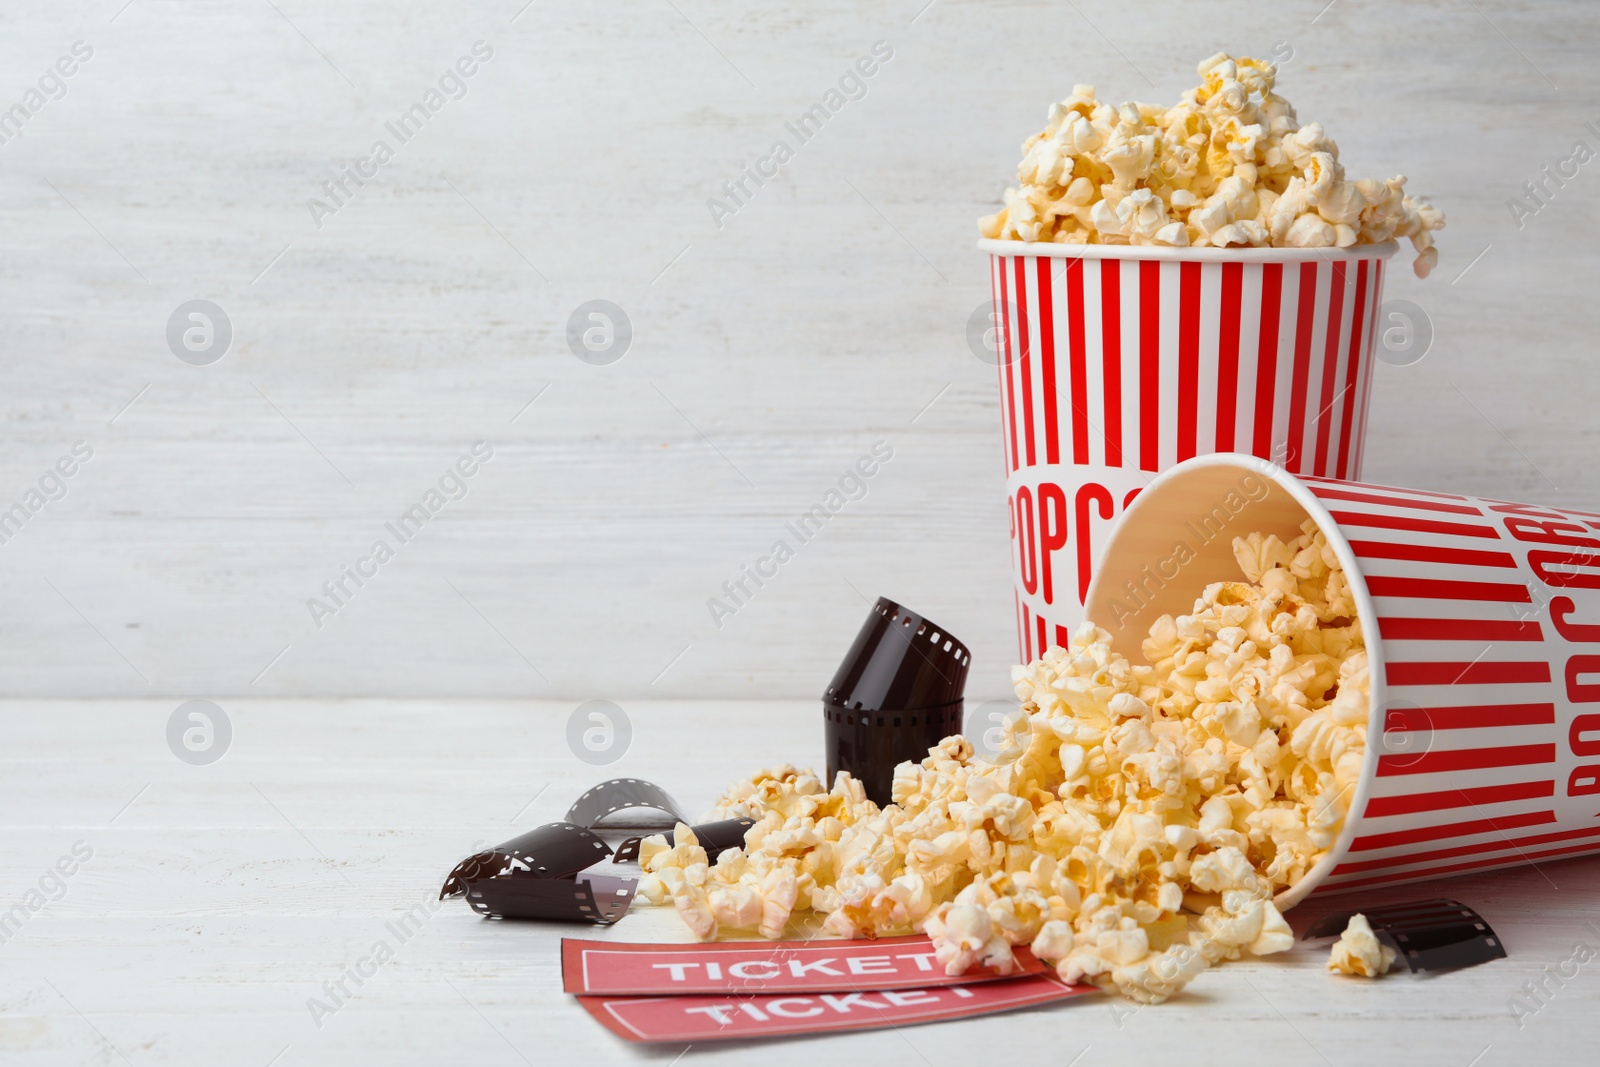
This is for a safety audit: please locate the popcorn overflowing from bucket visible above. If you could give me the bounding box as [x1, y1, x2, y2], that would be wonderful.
[639, 520, 1371, 1002]
[977, 51, 1445, 276]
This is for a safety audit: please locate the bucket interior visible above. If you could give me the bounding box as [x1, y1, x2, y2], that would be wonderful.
[1082, 454, 1385, 908]
[1086, 461, 1316, 664]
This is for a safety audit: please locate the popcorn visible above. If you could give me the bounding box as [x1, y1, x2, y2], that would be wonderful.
[1327, 913, 1397, 977]
[647, 522, 1369, 1003]
[923, 898, 1018, 976]
[979, 51, 1445, 276]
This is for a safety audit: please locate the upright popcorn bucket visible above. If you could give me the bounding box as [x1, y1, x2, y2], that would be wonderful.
[980, 239, 1399, 662]
[1084, 452, 1600, 906]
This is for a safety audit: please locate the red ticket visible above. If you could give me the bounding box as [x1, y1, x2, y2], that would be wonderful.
[562, 935, 1044, 995]
[579, 973, 1094, 1043]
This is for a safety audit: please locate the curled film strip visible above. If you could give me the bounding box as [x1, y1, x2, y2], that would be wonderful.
[1302, 897, 1506, 972]
[823, 597, 972, 806]
[441, 779, 755, 925]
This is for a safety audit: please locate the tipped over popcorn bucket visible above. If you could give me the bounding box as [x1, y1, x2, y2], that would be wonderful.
[1087, 452, 1600, 905]
[982, 239, 1399, 661]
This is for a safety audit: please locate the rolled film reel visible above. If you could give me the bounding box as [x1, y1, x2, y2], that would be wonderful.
[612, 817, 755, 864]
[1302, 898, 1506, 971]
[824, 598, 972, 805]
[565, 778, 688, 830]
[441, 780, 752, 925]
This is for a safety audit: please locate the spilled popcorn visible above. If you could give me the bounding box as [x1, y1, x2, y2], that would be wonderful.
[1327, 913, 1397, 977]
[978, 51, 1445, 276]
[638, 519, 1369, 1002]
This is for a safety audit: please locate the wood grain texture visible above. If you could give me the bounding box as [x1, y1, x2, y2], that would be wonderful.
[7, 4, 1600, 1060]
[0, 3, 1594, 712]
[2, 698, 1597, 1065]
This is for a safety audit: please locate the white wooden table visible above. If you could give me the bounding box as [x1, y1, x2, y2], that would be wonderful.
[4, 3, 1598, 1062]
[6, 699, 1596, 1065]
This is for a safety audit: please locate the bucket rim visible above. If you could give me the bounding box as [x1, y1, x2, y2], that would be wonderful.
[978, 237, 1400, 264]
[1081, 451, 1386, 910]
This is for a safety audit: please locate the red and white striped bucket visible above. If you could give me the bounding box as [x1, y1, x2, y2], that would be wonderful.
[1084, 452, 1600, 906]
[981, 239, 1399, 662]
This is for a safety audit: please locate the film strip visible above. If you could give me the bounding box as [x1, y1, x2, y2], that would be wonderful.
[612, 817, 755, 864]
[441, 822, 611, 897]
[466, 872, 638, 924]
[565, 778, 688, 830]
[1302, 898, 1505, 972]
[441, 779, 749, 926]
[824, 597, 972, 805]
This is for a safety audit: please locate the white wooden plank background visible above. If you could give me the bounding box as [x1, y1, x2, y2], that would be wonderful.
[4, 3, 1600, 1061]
[4, 698, 1598, 1065]
[1, 0, 1597, 700]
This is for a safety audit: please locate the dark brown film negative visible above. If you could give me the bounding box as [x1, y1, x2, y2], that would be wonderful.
[824, 598, 972, 806]
[1302, 898, 1505, 971]
[824, 702, 966, 807]
[565, 777, 687, 830]
[612, 817, 756, 865]
[466, 873, 637, 924]
[442, 778, 708, 924]
[440, 822, 612, 899]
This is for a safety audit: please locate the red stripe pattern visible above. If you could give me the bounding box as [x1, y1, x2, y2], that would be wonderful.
[992, 249, 1392, 659]
[1296, 475, 1600, 896]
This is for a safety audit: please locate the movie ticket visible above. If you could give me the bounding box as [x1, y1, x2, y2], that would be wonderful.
[562, 935, 1044, 995]
[579, 972, 1093, 1043]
